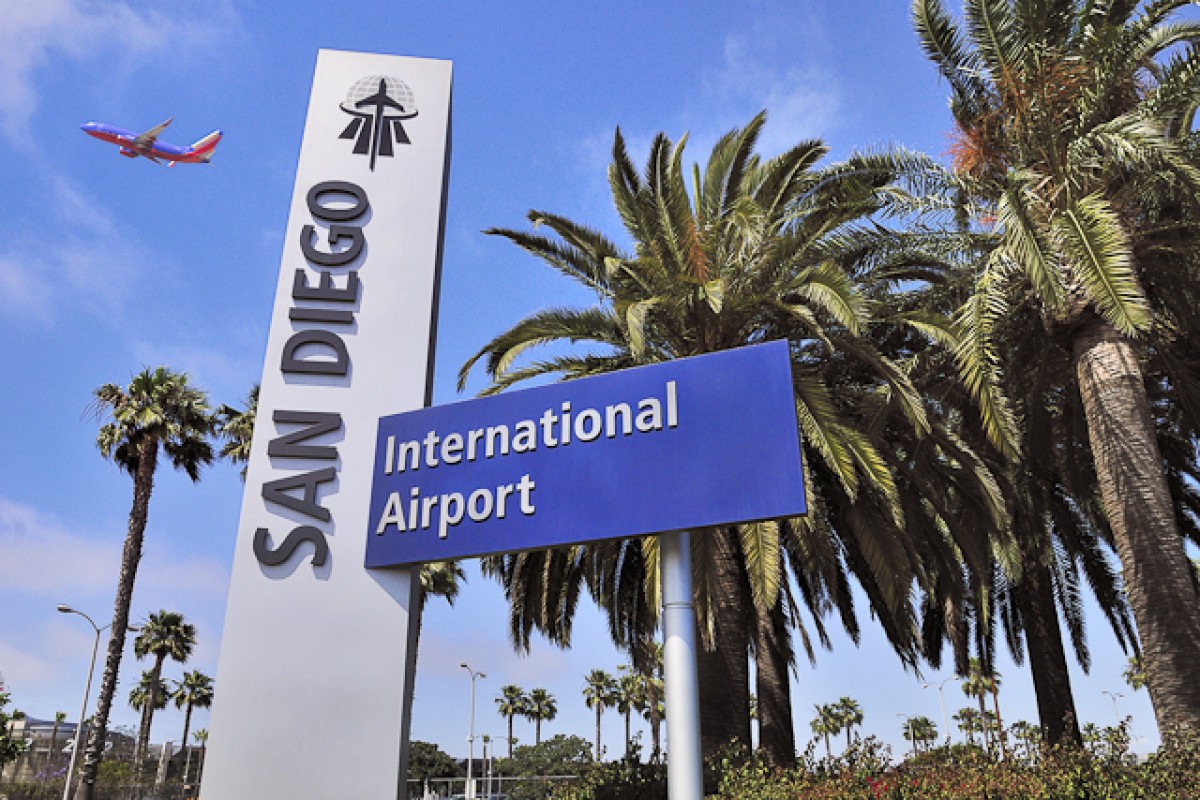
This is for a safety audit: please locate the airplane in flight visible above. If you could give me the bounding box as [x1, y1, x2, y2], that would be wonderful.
[80, 117, 222, 166]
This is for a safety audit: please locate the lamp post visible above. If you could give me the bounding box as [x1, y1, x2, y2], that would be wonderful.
[921, 677, 953, 745]
[57, 605, 108, 800]
[1102, 690, 1124, 722]
[460, 663, 485, 800]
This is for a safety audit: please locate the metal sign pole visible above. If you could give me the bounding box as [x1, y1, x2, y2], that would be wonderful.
[661, 531, 704, 800]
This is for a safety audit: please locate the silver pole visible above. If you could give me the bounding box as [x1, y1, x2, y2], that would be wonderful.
[460, 664, 484, 800]
[57, 606, 107, 800]
[660, 531, 703, 800]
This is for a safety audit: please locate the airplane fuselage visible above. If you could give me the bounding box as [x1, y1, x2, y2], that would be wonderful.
[81, 121, 221, 164]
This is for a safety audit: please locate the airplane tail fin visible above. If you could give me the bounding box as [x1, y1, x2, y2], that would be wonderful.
[190, 130, 223, 162]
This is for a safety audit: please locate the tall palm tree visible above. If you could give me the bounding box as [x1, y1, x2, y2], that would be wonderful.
[191, 729, 208, 784]
[172, 670, 213, 784]
[77, 367, 214, 800]
[954, 707, 982, 746]
[128, 671, 169, 765]
[132, 610, 196, 763]
[525, 689, 557, 745]
[616, 667, 646, 759]
[913, 0, 1200, 735]
[462, 112, 955, 763]
[582, 670, 617, 761]
[810, 703, 841, 761]
[961, 659, 994, 752]
[47, 711, 66, 770]
[1009, 720, 1043, 763]
[908, 267, 1137, 748]
[495, 685, 528, 759]
[216, 385, 258, 479]
[908, 715, 939, 754]
[833, 696, 863, 751]
[629, 646, 664, 759]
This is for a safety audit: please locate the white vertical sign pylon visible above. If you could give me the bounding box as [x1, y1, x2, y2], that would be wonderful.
[201, 51, 451, 800]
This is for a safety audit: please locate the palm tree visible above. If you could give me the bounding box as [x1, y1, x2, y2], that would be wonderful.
[961, 659, 993, 752]
[902, 715, 938, 757]
[128, 671, 169, 767]
[191, 729, 208, 785]
[413, 559, 466, 678]
[172, 670, 213, 784]
[132, 610, 196, 763]
[216, 385, 258, 479]
[47, 711, 66, 770]
[463, 112, 957, 763]
[78, 366, 214, 800]
[629, 646, 664, 759]
[495, 685, 528, 759]
[961, 658, 1007, 754]
[582, 670, 617, 761]
[954, 707, 982, 746]
[615, 667, 646, 759]
[913, 0, 1200, 736]
[525, 688, 557, 745]
[1009, 720, 1042, 763]
[833, 697, 863, 751]
[911, 716, 939, 754]
[810, 703, 840, 761]
[1124, 655, 1147, 691]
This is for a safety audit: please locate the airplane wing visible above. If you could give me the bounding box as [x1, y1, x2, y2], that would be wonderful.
[132, 116, 174, 149]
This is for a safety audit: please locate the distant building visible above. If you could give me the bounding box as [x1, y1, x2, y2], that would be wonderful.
[0, 717, 137, 783]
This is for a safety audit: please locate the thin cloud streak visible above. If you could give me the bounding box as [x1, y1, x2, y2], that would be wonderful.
[0, 0, 238, 146]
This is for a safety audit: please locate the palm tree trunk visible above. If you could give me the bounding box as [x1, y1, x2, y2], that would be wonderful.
[48, 724, 60, 771]
[646, 681, 661, 759]
[753, 599, 795, 767]
[134, 704, 150, 764]
[1017, 536, 1082, 746]
[594, 707, 602, 761]
[180, 705, 194, 782]
[135, 654, 167, 769]
[991, 686, 1005, 756]
[535, 719, 542, 746]
[976, 694, 989, 753]
[697, 527, 751, 759]
[624, 710, 631, 759]
[75, 438, 158, 800]
[1073, 318, 1200, 736]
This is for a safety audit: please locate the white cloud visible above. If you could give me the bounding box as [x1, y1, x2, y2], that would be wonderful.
[0, 495, 228, 603]
[697, 34, 842, 158]
[0, 254, 54, 320]
[0, 174, 158, 321]
[0, 496, 122, 594]
[571, 22, 844, 222]
[0, 0, 238, 146]
[0, 494, 229, 714]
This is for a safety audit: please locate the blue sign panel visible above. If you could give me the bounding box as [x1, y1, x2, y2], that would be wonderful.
[365, 340, 806, 567]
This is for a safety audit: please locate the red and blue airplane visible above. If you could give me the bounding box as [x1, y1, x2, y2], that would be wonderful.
[81, 117, 222, 166]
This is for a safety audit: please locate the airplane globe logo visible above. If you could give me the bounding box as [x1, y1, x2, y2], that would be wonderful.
[338, 75, 418, 170]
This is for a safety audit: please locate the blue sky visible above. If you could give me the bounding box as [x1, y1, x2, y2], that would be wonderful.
[0, 0, 1156, 763]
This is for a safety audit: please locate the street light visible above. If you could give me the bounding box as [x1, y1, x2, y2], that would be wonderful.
[461, 663, 485, 800]
[921, 677, 953, 745]
[1102, 690, 1124, 722]
[57, 605, 109, 800]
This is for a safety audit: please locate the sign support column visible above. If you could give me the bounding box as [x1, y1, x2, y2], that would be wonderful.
[661, 530, 704, 800]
